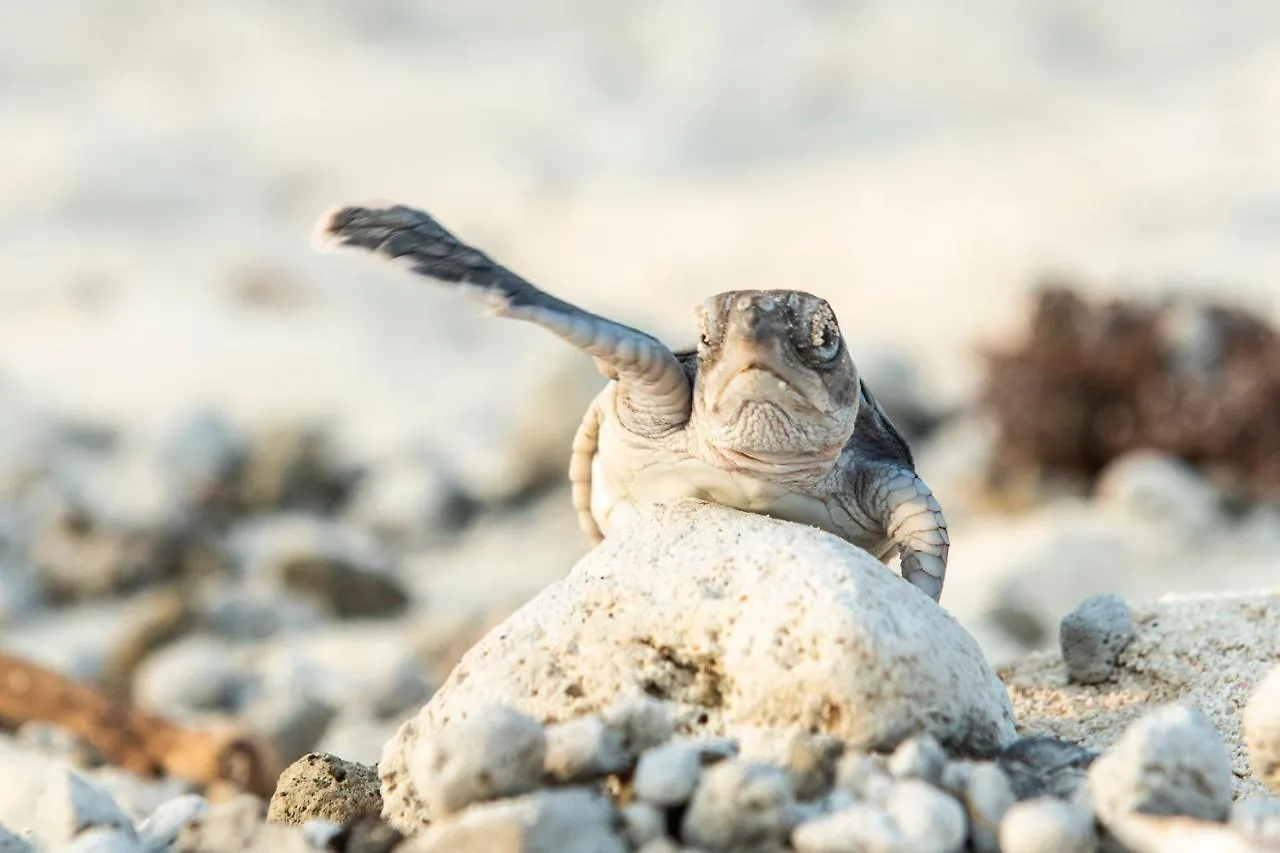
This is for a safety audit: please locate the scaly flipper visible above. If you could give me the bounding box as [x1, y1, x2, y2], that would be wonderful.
[844, 379, 949, 600]
[876, 467, 949, 600]
[314, 203, 692, 434]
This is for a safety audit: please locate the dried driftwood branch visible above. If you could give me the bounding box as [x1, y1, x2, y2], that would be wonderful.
[0, 651, 280, 797]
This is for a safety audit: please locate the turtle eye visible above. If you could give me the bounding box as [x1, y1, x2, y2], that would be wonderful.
[807, 320, 841, 363]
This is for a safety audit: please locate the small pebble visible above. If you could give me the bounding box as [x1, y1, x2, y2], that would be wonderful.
[998, 735, 1098, 800]
[137, 795, 209, 851]
[962, 763, 1016, 853]
[173, 793, 267, 852]
[35, 766, 135, 849]
[411, 787, 625, 853]
[834, 753, 893, 804]
[999, 797, 1097, 853]
[543, 716, 630, 784]
[634, 742, 704, 808]
[621, 802, 666, 849]
[267, 753, 382, 827]
[1244, 663, 1280, 793]
[887, 779, 966, 853]
[737, 728, 843, 801]
[1059, 594, 1135, 684]
[62, 828, 143, 853]
[680, 760, 795, 852]
[411, 705, 547, 816]
[601, 695, 675, 755]
[791, 803, 904, 853]
[1231, 795, 1280, 840]
[0, 825, 31, 853]
[887, 735, 947, 786]
[1088, 703, 1234, 824]
[938, 761, 974, 797]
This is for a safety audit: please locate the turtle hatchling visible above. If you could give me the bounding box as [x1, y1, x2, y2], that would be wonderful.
[314, 203, 950, 600]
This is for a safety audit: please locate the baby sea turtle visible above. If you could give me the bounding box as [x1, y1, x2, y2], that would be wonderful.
[314, 203, 950, 600]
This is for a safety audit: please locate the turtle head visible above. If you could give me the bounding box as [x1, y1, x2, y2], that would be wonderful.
[691, 290, 860, 461]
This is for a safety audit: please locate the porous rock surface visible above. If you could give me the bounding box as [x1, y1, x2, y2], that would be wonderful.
[381, 499, 1017, 828]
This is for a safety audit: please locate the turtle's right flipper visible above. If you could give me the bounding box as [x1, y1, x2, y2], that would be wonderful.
[315, 203, 691, 428]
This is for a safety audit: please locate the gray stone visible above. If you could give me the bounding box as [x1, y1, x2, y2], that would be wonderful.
[1059, 594, 1136, 684]
[999, 797, 1097, 853]
[402, 787, 624, 853]
[634, 741, 705, 808]
[621, 802, 667, 849]
[1231, 795, 1280, 841]
[158, 410, 247, 516]
[62, 829, 144, 853]
[1089, 703, 1234, 824]
[887, 734, 947, 786]
[833, 753, 893, 805]
[227, 515, 407, 619]
[241, 690, 337, 767]
[737, 728, 844, 801]
[268, 753, 382, 828]
[132, 634, 249, 716]
[791, 803, 905, 853]
[599, 694, 677, 756]
[543, 716, 630, 784]
[389, 705, 546, 831]
[886, 779, 966, 853]
[137, 795, 210, 853]
[382, 501, 1016, 827]
[1094, 450, 1221, 533]
[998, 735, 1098, 800]
[34, 766, 135, 849]
[680, 759, 795, 852]
[345, 451, 470, 547]
[0, 824, 31, 853]
[1244, 663, 1280, 793]
[962, 763, 1016, 853]
[173, 793, 267, 853]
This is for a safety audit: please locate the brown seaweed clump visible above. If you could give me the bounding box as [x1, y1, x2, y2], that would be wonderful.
[978, 280, 1280, 504]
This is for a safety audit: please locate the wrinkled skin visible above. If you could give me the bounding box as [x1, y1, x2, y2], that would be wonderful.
[315, 202, 950, 600]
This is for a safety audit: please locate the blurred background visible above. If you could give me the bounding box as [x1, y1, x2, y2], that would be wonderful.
[1, 0, 1279, 811]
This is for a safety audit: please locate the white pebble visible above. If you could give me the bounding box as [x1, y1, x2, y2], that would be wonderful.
[136, 795, 209, 852]
[834, 753, 893, 805]
[999, 797, 1097, 853]
[634, 741, 704, 808]
[680, 760, 795, 851]
[1089, 703, 1234, 824]
[412, 787, 624, 853]
[1232, 795, 1280, 840]
[888, 735, 948, 786]
[0, 824, 31, 853]
[1059, 594, 1135, 684]
[887, 779, 966, 853]
[35, 766, 135, 849]
[1244, 663, 1280, 794]
[411, 705, 547, 816]
[1095, 449, 1220, 532]
[600, 695, 675, 755]
[62, 829, 142, 853]
[963, 763, 1016, 853]
[543, 716, 630, 783]
[791, 803, 904, 853]
[621, 802, 666, 849]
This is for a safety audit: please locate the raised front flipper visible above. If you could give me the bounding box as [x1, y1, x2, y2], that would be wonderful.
[873, 466, 949, 601]
[314, 203, 691, 434]
[843, 378, 949, 600]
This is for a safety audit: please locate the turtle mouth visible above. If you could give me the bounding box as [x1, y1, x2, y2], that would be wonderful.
[712, 364, 814, 415]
